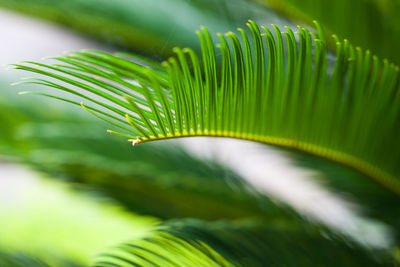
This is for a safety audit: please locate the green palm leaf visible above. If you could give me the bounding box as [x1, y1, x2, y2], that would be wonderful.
[0, 90, 293, 221]
[0, 251, 80, 267]
[12, 21, 400, 196]
[0, 252, 50, 267]
[93, 219, 389, 266]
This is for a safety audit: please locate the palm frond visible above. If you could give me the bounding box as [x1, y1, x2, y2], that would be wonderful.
[0, 92, 294, 220]
[0, 251, 81, 267]
[93, 219, 389, 266]
[13, 21, 400, 196]
[257, 0, 400, 64]
[0, 252, 50, 267]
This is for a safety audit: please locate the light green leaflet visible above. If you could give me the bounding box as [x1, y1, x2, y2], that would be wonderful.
[12, 20, 400, 195]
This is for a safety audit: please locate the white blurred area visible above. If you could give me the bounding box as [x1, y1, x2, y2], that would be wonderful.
[0, 8, 392, 249]
[0, 9, 107, 64]
[179, 138, 392, 248]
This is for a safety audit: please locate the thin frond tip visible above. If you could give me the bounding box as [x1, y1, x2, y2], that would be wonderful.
[12, 20, 400, 195]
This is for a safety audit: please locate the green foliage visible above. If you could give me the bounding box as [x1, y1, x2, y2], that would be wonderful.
[3, 93, 374, 266]
[257, 0, 400, 65]
[13, 21, 400, 197]
[5, 1, 400, 265]
[0, 90, 293, 221]
[0, 251, 82, 267]
[0, 252, 50, 267]
[0, 164, 156, 266]
[0, 0, 285, 58]
[94, 219, 389, 266]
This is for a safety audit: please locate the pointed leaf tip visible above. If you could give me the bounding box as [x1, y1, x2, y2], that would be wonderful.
[129, 137, 143, 146]
[17, 91, 30, 95]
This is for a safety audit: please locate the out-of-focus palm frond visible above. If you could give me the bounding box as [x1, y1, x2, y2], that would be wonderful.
[0, 251, 83, 267]
[94, 219, 389, 267]
[0, 252, 50, 267]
